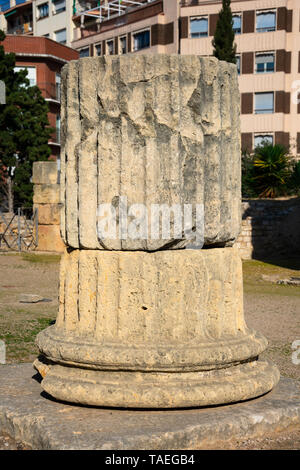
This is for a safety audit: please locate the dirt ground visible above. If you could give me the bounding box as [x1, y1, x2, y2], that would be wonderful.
[0, 251, 299, 450]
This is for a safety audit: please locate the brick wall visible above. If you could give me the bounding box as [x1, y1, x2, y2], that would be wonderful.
[236, 198, 300, 259]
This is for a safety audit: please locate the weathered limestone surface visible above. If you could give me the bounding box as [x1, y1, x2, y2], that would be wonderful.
[33, 184, 60, 205]
[35, 247, 279, 408]
[33, 162, 64, 253]
[60, 55, 241, 250]
[34, 204, 60, 225]
[35, 55, 279, 409]
[32, 161, 58, 185]
[37, 225, 65, 252]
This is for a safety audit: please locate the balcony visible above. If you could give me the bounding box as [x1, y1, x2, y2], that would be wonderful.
[73, 0, 160, 41]
[76, 0, 158, 24]
[6, 21, 33, 34]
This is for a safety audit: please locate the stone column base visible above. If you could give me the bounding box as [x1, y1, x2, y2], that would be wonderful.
[34, 247, 280, 408]
[34, 356, 279, 408]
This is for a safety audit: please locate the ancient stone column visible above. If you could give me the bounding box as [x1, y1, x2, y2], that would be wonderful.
[34, 55, 279, 408]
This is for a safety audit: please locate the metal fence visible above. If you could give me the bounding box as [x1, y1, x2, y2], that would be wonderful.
[0, 208, 38, 251]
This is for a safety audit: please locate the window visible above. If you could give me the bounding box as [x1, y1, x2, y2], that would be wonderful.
[55, 73, 61, 101]
[133, 30, 150, 51]
[255, 92, 274, 114]
[236, 55, 241, 75]
[79, 47, 89, 58]
[254, 134, 274, 148]
[256, 10, 276, 33]
[56, 115, 61, 144]
[53, 0, 66, 15]
[14, 66, 36, 86]
[190, 17, 208, 38]
[95, 43, 102, 56]
[119, 36, 127, 55]
[233, 14, 242, 34]
[255, 53, 275, 73]
[37, 3, 49, 19]
[55, 28, 66, 44]
[106, 40, 114, 55]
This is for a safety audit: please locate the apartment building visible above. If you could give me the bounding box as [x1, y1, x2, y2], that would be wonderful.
[0, 1, 92, 45]
[0, 1, 33, 35]
[72, 0, 300, 156]
[2, 34, 79, 158]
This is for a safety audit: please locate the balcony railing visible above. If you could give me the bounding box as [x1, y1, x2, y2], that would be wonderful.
[78, 0, 158, 25]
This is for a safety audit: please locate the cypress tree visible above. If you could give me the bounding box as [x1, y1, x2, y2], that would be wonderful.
[212, 0, 237, 64]
[0, 30, 53, 211]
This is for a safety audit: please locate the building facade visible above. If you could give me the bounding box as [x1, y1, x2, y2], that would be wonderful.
[0, 0, 33, 35]
[71, 0, 300, 156]
[2, 34, 79, 159]
[0, 1, 98, 46]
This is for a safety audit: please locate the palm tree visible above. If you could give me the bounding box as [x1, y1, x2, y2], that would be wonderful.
[253, 143, 291, 198]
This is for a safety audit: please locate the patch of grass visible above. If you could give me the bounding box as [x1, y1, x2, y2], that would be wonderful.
[21, 253, 61, 264]
[243, 259, 300, 297]
[0, 316, 55, 363]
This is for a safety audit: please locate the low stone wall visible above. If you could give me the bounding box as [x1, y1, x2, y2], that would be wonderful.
[236, 198, 300, 260]
[32, 162, 65, 253]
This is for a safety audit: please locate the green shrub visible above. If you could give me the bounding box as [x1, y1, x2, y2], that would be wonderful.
[252, 144, 291, 198]
[241, 150, 258, 198]
[288, 160, 300, 195]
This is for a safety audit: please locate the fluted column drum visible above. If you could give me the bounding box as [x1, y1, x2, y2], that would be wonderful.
[34, 55, 279, 408]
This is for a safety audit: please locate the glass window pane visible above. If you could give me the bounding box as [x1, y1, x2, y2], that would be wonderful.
[53, 0, 66, 14]
[256, 11, 276, 32]
[14, 66, 36, 86]
[79, 47, 89, 58]
[255, 135, 273, 147]
[236, 56, 240, 74]
[120, 37, 127, 55]
[95, 44, 102, 56]
[133, 30, 150, 51]
[106, 40, 114, 55]
[38, 3, 49, 19]
[55, 28, 66, 44]
[190, 17, 208, 37]
[255, 93, 274, 114]
[256, 53, 275, 73]
[233, 15, 241, 33]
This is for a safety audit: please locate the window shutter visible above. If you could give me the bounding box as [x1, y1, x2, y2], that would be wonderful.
[209, 14, 219, 36]
[243, 11, 255, 33]
[241, 133, 253, 152]
[242, 52, 253, 74]
[275, 132, 290, 148]
[179, 17, 189, 39]
[241, 93, 253, 114]
[127, 33, 131, 53]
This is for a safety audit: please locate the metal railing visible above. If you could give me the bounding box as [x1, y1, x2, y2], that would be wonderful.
[78, 0, 157, 24]
[0, 208, 38, 252]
